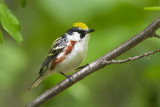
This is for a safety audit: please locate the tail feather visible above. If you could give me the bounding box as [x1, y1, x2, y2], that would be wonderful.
[28, 75, 44, 90]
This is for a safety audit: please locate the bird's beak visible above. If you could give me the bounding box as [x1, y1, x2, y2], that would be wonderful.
[86, 29, 95, 34]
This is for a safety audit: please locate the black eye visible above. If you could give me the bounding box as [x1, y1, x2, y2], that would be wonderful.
[67, 31, 73, 35]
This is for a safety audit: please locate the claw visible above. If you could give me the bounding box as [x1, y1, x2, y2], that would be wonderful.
[59, 72, 73, 85]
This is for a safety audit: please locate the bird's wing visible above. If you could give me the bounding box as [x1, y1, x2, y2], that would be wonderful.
[39, 36, 67, 74]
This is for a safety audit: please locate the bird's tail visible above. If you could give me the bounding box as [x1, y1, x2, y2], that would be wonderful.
[28, 75, 44, 90]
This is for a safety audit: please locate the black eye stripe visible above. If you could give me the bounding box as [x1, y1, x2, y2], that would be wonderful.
[80, 32, 86, 38]
[67, 28, 87, 38]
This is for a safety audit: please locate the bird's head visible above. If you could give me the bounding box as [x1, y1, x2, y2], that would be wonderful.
[66, 22, 95, 41]
[72, 22, 95, 33]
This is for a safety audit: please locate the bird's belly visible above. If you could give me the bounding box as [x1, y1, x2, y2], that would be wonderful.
[54, 42, 88, 73]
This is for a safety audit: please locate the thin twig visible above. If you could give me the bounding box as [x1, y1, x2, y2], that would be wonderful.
[104, 49, 160, 65]
[26, 17, 160, 107]
[154, 34, 160, 38]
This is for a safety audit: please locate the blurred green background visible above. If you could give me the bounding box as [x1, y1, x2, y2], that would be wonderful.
[1, 0, 160, 107]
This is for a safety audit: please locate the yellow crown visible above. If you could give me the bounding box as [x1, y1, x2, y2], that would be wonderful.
[73, 22, 88, 29]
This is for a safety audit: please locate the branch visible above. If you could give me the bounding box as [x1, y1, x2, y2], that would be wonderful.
[104, 49, 160, 65]
[154, 34, 160, 38]
[26, 18, 160, 107]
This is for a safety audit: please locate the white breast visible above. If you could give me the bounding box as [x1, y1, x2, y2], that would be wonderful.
[53, 34, 90, 74]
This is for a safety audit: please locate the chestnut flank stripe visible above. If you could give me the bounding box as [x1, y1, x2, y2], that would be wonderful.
[50, 40, 77, 70]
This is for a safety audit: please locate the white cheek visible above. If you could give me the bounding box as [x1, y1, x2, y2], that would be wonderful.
[67, 32, 80, 41]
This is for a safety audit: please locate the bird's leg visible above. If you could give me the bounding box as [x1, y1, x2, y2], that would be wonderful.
[75, 63, 90, 70]
[59, 72, 73, 85]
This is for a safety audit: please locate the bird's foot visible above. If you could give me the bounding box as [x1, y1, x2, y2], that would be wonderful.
[59, 72, 73, 85]
[75, 63, 90, 70]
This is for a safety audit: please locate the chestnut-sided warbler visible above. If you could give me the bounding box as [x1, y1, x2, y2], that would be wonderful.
[29, 22, 95, 89]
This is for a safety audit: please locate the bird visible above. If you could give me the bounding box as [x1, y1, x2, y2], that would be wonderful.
[29, 22, 95, 89]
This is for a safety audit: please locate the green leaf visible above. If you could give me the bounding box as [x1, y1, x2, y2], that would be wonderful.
[0, 3, 23, 43]
[144, 7, 160, 10]
[0, 27, 3, 44]
[18, 0, 27, 7]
